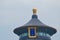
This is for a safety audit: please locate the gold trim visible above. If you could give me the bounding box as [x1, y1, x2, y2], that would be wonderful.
[28, 27, 37, 38]
[32, 8, 37, 15]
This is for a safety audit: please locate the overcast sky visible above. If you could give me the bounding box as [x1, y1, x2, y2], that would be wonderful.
[0, 0, 60, 40]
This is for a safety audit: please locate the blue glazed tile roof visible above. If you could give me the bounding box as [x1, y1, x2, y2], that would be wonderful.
[13, 15, 57, 36]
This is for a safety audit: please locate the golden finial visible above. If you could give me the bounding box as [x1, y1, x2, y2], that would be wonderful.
[32, 8, 37, 15]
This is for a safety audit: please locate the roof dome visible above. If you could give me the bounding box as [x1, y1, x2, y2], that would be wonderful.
[13, 8, 57, 36]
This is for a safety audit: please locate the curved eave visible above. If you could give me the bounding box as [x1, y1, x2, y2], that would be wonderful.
[13, 26, 57, 36]
[13, 15, 57, 36]
[37, 26, 57, 36]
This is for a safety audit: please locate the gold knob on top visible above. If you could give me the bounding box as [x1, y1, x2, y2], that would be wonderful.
[32, 8, 37, 15]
